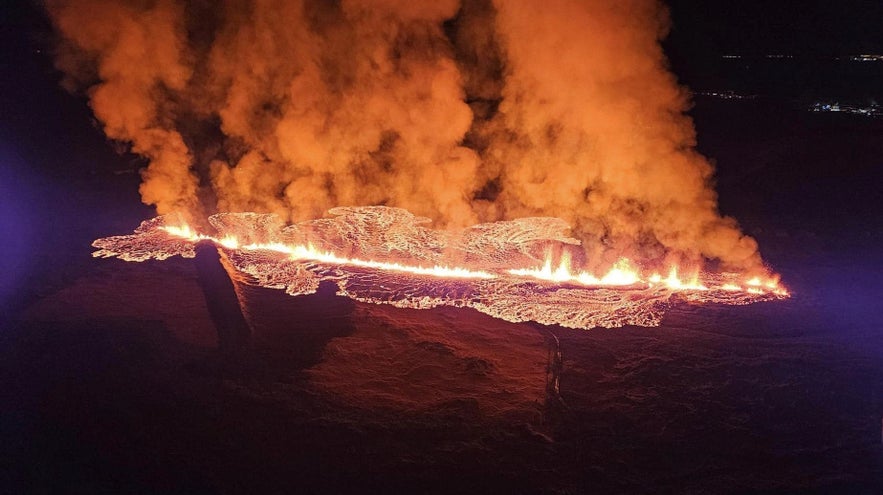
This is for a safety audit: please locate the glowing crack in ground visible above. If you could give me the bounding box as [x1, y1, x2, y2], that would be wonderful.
[93, 207, 787, 329]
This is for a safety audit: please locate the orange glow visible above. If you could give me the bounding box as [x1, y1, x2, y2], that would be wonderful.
[160, 225, 497, 280]
[157, 224, 788, 296]
[92, 210, 791, 330]
[506, 254, 640, 287]
[658, 266, 708, 291]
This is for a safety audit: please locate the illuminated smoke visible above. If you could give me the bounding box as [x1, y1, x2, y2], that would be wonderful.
[47, 0, 765, 272]
[471, 0, 762, 272]
[47, 0, 199, 215]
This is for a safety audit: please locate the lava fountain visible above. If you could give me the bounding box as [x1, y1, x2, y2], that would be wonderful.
[93, 206, 788, 331]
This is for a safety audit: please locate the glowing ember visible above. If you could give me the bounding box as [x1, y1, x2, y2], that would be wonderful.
[93, 207, 788, 329]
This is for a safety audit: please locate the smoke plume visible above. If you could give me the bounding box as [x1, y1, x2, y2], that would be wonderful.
[46, 0, 765, 272]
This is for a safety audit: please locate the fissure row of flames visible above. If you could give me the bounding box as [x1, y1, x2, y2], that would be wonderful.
[161, 225, 788, 297]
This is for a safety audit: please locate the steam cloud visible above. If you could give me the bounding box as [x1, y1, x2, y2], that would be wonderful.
[46, 0, 765, 272]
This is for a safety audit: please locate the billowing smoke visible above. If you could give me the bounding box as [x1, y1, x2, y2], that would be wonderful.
[46, 0, 765, 272]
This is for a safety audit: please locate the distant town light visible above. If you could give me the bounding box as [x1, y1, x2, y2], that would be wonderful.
[810, 101, 881, 117]
[849, 54, 883, 62]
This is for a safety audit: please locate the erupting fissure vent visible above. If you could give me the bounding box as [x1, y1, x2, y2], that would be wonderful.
[93, 207, 787, 330]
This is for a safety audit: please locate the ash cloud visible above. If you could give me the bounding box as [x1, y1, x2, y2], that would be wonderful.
[46, 0, 765, 272]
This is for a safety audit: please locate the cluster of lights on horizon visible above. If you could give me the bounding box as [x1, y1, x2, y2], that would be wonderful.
[160, 225, 788, 296]
[810, 102, 882, 117]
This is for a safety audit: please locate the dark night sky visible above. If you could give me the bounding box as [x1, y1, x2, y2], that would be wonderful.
[1, 0, 881, 136]
[665, 0, 883, 57]
[5, 1, 883, 84]
[3, 0, 882, 135]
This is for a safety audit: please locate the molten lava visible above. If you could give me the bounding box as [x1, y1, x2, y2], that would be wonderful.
[93, 207, 788, 330]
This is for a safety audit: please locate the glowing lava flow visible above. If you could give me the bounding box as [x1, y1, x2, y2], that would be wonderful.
[158, 224, 787, 296]
[92, 208, 789, 329]
[508, 255, 641, 287]
[161, 225, 498, 281]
